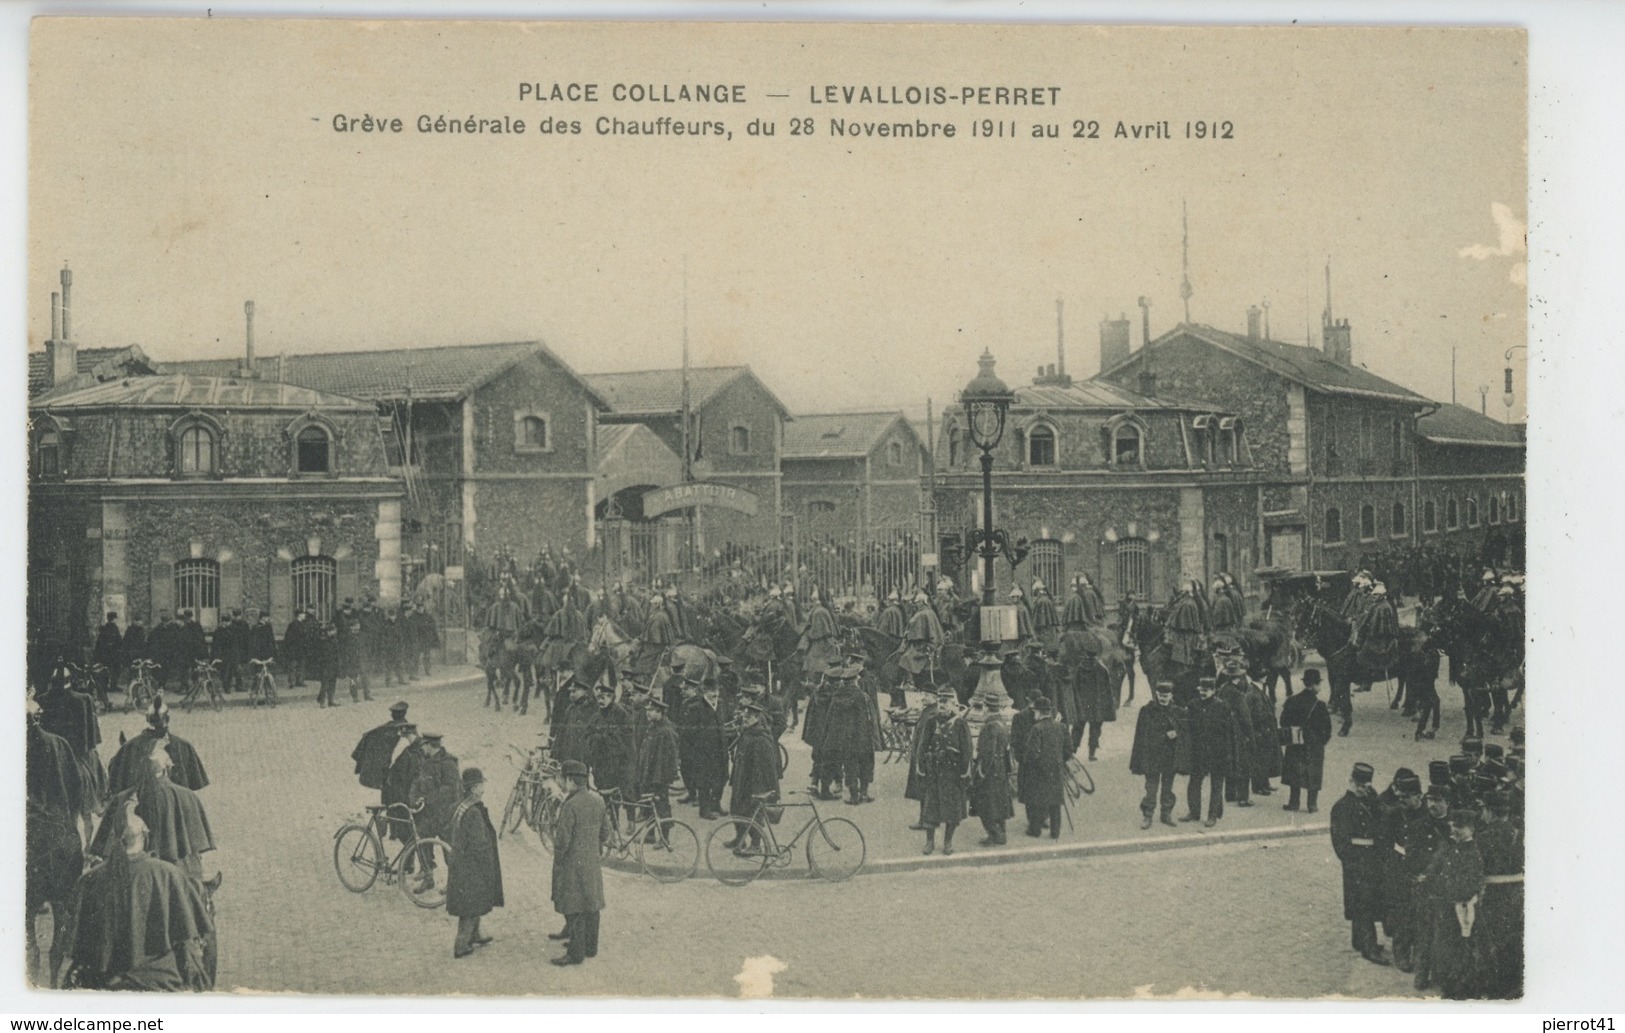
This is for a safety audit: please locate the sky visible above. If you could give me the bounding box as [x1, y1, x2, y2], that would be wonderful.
[28, 21, 1527, 422]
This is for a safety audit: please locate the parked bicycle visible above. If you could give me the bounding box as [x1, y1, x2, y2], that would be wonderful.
[596, 787, 700, 882]
[500, 738, 562, 848]
[704, 789, 866, 886]
[247, 658, 279, 708]
[125, 659, 161, 714]
[183, 659, 224, 713]
[332, 800, 452, 909]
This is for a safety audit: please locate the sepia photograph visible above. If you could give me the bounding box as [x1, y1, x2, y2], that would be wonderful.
[15, 11, 1558, 1006]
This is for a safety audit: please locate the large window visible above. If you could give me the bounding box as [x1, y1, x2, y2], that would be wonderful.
[292, 556, 338, 623]
[1507, 493, 1519, 522]
[174, 559, 221, 630]
[1424, 499, 1438, 533]
[1325, 507, 1344, 543]
[1359, 413, 1374, 460]
[297, 426, 332, 474]
[1446, 497, 1459, 530]
[1489, 495, 1501, 524]
[1116, 537, 1150, 600]
[1112, 424, 1142, 467]
[178, 424, 216, 476]
[1467, 496, 1480, 527]
[1360, 503, 1376, 541]
[1026, 424, 1056, 467]
[1392, 501, 1407, 537]
[1029, 539, 1064, 594]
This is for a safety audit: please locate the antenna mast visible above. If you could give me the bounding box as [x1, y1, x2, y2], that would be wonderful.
[1179, 200, 1194, 323]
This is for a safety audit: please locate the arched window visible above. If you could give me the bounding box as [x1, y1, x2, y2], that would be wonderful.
[947, 427, 962, 468]
[1026, 423, 1056, 467]
[1113, 424, 1142, 467]
[297, 425, 332, 474]
[1467, 496, 1480, 527]
[178, 424, 216, 476]
[887, 439, 904, 466]
[515, 412, 551, 452]
[1029, 539, 1064, 594]
[1489, 495, 1501, 524]
[1423, 500, 1437, 533]
[292, 555, 338, 622]
[1392, 501, 1407, 537]
[35, 425, 62, 478]
[730, 424, 752, 455]
[1219, 416, 1245, 465]
[1446, 497, 1459, 530]
[1325, 507, 1344, 543]
[1116, 537, 1150, 599]
[174, 558, 221, 630]
[1360, 503, 1376, 540]
[1507, 493, 1519, 522]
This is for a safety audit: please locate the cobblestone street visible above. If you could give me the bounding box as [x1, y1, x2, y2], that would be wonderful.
[68, 664, 1492, 999]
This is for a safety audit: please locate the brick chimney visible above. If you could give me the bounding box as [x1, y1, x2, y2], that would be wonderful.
[242, 300, 258, 378]
[1138, 368, 1158, 398]
[45, 266, 77, 388]
[1246, 305, 1262, 342]
[1323, 317, 1352, 365]
[1100, 313, 1132, 371]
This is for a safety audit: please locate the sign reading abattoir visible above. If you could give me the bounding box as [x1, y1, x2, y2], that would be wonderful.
[642, 482, 760, 518]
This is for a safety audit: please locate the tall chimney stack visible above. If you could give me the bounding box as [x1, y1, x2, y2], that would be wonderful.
[243, 300, 257, 377]
[60, 265, 73, 341]
[50, 291, 60, 342]
[1100, 313, 1132, 371]
[47, 266, 78, 389]
[1055, 297, 1066, 379]
[1246, 305, 1262, 342]
[1137, 296, 1151, 349]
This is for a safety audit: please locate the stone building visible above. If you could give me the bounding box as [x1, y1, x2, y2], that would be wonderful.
[27, 373, 403, 655]
[1413, 403, 1526, 569]
[781, 411, 928, 535]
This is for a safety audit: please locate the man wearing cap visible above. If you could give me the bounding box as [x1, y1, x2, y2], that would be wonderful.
[1279, 669, 1332, 813]
[448, 768, 503, 959]
[800, 666, 837, 799]
[1130, 682, 1188, 829]
[383, 724, 427, 847]
[1379, 770, 1426, 972]
[309, 620, 340, 708]
[820, 663, 877, 807]
[282, 608, 312, 688]
[549, 759, 611, 966]
[968, 691, 1015, 846]
[1330, 762, 1391, 965]
[1018, 694, 1069, 840]
[1405, 784, 1454, 987]
[586, 686, 635, 814]
[636, 695, 680, 825]
[246, 610, 277, 693]
[1182, 678, 1240, 828]
[1416, 809, 1487, 999]
[410, 733, 461, 851]
[1476, 789, 1523, 998]
[685, 682, 731, 821]
[335, 598, 370, 703]
[352, 702, 413, 798]
[551, 678, 597, 768]
[912, 689, 974, 854]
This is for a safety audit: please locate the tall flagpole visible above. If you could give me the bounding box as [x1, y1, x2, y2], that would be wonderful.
[681, 256, 692, 483]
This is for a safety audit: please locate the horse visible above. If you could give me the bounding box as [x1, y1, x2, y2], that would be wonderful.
[580, 615, 636, 693]
[1293, 595, 1361, 734]
[1229, 615, 1301, 703]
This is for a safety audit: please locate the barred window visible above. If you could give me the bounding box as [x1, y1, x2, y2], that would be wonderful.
[178, 424, 216, 476]
[1116, 537, 1149, 600]
[174, 559, 220, 629]
[292, 555, 338, 623]
[1029, 539, 1064, 594]
[28, 569, 65, 628]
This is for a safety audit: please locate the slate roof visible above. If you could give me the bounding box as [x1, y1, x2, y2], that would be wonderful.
[167, 340, 607, 406]
[1017, 378, 1222, 413]
[29, 374, 374, 411]
[27, 345, 159, 397]
[1117, 323, 1431, 405]
[783, 411, 918, 459]
[1416, 402, 1525, 447]
[584, 366, 790, 418]
[595, 423, 641, 465]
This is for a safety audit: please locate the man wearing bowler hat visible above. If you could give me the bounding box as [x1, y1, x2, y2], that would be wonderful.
[447, 767, 502, 959]
[549, 759, 610, 966]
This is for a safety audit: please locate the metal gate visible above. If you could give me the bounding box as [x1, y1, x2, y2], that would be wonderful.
[598, 516, 696, 591]
[781, 517, 923, 604]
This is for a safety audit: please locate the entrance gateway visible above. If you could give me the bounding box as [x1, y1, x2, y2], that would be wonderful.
[599, 482, 762, 591]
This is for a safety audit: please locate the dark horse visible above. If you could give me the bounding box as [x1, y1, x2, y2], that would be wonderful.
[1223, 615, 1301, 703]
[1130, 605, 1206, 705]
[1293, 594, 1364, 736]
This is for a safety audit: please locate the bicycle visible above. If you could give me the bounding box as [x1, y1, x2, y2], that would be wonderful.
[596, 787, 701, 882]
[125, 660, 161, 713]
[704, 789, 866, 886]
[331, 800, 453, 909]
[184, 659, 225, 713]
[247, 658, 279, 708]
[500, 738, 562, 848]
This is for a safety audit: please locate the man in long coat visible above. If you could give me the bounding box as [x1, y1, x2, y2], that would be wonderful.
[1279, 669, 1333, 812]
[1416, 809, 1487, 999]
[448, 768, 503, 959]
[1019, 695, 1069, 839]
[38, 670, 107, 840]
[819, 665, 877, 806]
[684, 685, 731, 821]
[352, 701, 412, 798]
[1330, 761, 1392, 966]
[1029, 581, 1061, 651]
[409, 733, 460, 890]
[91, 753, 216, 881]
[27, 700, 84, 987]
[968, 692, 1015, 846]
[1213, 648, 1257, 808]
[899, 591, 944, 689]
[550, 760, 611, 966]
[636, 696, 681, 823]
[107, 696, 208, 795]
[723, 702, 781, 851]
[914, 688, 973, 855]
[1181, 678, 1240, 827]
[585, 685, 635, 811]
[550, 679, 597, 767]
[1129, 682, 1188, 829]
[93, 612, 123, 706]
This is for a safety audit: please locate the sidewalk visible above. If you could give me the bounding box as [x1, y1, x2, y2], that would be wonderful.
[171, 662, 488, 711]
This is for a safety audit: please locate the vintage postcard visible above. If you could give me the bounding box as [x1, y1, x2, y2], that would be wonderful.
[23, 18, 1528, 1002]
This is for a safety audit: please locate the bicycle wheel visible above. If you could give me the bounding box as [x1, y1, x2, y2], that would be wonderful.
[209, 678, 224, 713]
[499, 779, 527, 837]
[806, 816, 866, 882]
[1073, 762, 1095, 796]
[399, 837, 453, 909]
[705, 818, 770, 886]
[333, 824, 383, 893]
[264, 677, 279, 707]
[636, 817, 700, 883]
[777, 742, 789, 776]
[532, 792, 562, 852]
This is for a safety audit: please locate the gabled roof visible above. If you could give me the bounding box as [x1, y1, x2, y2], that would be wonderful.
[1111, 323, 1431, 405]
[584, 366, 790, 419]
[29, 373, 374, 411]
[1017, 378, 1224, 413]
[1416, 402, 1525, 447]
[28, 344, 160, 397]
[167, 340, 608, 407]
[783, 411, 921, 459]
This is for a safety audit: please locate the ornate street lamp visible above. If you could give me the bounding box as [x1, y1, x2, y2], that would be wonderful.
[961, 349, 1018, 715]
